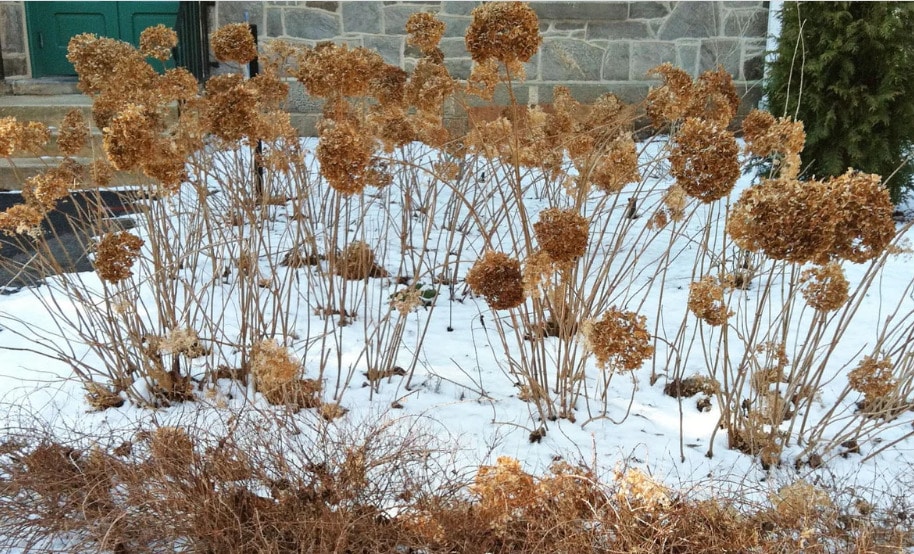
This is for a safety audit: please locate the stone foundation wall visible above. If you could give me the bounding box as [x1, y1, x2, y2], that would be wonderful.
[216, 1, 769, 133]
[0, 2, 28, 78]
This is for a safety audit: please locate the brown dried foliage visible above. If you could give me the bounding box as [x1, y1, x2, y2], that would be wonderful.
[210, 23, 258, 64]
[94, 231, 144, 284]
[465, 1, 542, 64]
[670, 117, 740, 203]
[533, 208, 589, 265]
[466, 251, 526, 310]
[584, 307, 654, 372]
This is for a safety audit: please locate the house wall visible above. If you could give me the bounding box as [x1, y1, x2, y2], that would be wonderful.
[215, 1, 769, 132]
[0, 1, 28, 78]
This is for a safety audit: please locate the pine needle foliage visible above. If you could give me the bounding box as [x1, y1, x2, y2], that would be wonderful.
[766, 2, 914, 202]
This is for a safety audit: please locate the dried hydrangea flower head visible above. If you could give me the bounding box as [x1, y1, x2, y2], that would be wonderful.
[533, 208, 589, 265]
[406, 12, 446, 55]
[465, 2, 542, 65]
[466, 251, 526, 310]
[0, 204, 45, 236]
[94, 231, 144, 284]
[826, 170, 895, 263]
[139, 24, 178, 61]
[295, 42, 384, 99]
[406, 58, 455, 113]
[335, 241, 388, 280]
[23, 161, 81, 210]
[688, 275, 733, 326]
[203, 74, 259, 144]
[800, 262, 849, 312]
[645, 63, 695, 126]
[210, 23, 258, 64]
[0, 117, 50, 156]
[692, 67, 740, 125]
[316, 117, 376, 195]
[582, 307, 654, 372]
[250, 338, 301, 395]
[741, 109, 806, 179]
[102, 103, 160, 171]
[56, 109, 89, 157]
[588, 136, 641, 193]
[669, 117, 740, 203]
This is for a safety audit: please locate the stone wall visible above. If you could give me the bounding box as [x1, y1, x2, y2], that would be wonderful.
[0, 2, 28, 78]
[216, 1, 769, 133]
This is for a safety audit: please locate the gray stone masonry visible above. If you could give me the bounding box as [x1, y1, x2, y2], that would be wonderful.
[214, 1, 768, 134]
[1, 2, 28, 78]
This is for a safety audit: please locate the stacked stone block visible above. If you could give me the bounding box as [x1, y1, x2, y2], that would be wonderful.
[0, 2, 27, 78]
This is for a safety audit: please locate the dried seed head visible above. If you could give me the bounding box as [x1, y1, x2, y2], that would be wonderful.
[669, 117, 740, 203]
[466, 2, 542, 64]
[203, 77, 259, 144]
[23, 163, 78, 210]
[369, 64, 409, 107]
[157, 67, 199, 102]
[247, 70, 289, 109]
[94, 231, 144, 284]
[533, 208, 589, 265]
[103, 103, 160, 170]
[211, 23, 258, 64]
[139, 24, 178, 61]
[589, 136, 641, 193]
[406, 12, 446, 54]
[582, 307, 654, 372]
[91, 159, 114, 187]
[466, 251, 526, 310]
[467, 58, 500, 100]
[56, 109, 89, 157]
[826, 170, 895, 263]
[406, 58, 455, 113]
[688, 276, 733, 326]
[68, 34, 154, 96]
[800, 262, 849, 312]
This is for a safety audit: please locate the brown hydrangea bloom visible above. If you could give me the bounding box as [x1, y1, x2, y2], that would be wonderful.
[141, 142, 187, 194]
[465, 117, 513, 160]
[316, 118, 376, 195]
[203, 77, 259, 144]
[669, 117, 740, 203]
[589, 136, 641, 193]
[466, 251, 526, 310]
[56, 109, 89, 157]
[139, 24, 178, 61]
[103, 103, 160, 170]
[367, 105, 415, 152]
[247, 70, 289, 109]
[826, 170, 895, 263]
[406, 12, 446, 54]
[295, 42, 383, 99]
[663, 184, 687, 222]
[334, 241, 387, 280]
[688, 276, 733, 326]
[67, 34, 144, 96]
[94, 231, 144, 283]
[848, 355, 897, 403]
[645, 63, 695, 126]
[691, 67, 740, 126]
[157, 67, 199, 102]
[91, 159, 114, 187]
[0, 118, 51, 156]
[465, 2, 541, 64]
[23, 161, 81, 210]
[406, 58, 455, 113]
[369, 64, 408, 107]
[466, 58, 500, 100]
[250, 338, 301, 395]
[0, 204, 45, 236]
[533, 208, 589, 265]
[728, 178, 837, 264]
[741, 109, 805, 179]
[800, 262, 849, 312]
[210, 23, 258, 64]
[583, 307, 654, 372]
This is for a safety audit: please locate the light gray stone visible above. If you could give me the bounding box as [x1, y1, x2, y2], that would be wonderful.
[630, 2, 671, 19]
[305, 1, 338, 12]
[676, 42, 700, 76]
[554, 21, 585, 31]
[364, 35, 403, 65]
[440, 15, 471, 38]
[601, 41, 630, 80]
[1, 4, 24, 54]
[658, 2, 719, 40]
[266, 7, 284, 36]
[444, 57, 472, 79]
[587, 20, 652, 40]
[287, 81, 327, 112]
[342, 2, 383, 33]
[2, 56, 27, 77]
[284, 8, 341, 40]
[439, 37, 469, 59]
[441, 2, 478, 16]
[723, 8, 767, 37]
[699, 38, 741, 76]
[631, 41, 676, 79]
[384, 5, 439, 35]
[533, 2, 628, 21]
[218, 2, 264, 27]
[723, 1, 762, 7]
[541, 38, 604, 81]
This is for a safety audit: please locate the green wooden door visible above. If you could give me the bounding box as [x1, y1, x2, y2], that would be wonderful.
[26, 2, 179, 78]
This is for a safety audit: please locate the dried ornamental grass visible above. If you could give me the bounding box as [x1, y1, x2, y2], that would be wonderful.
[532, 208, 589, 265]
[210, 23, 257, 64]
[465, 2, 541, 64]
[466, 251, 526, 310]
[582, 307, 654, 372]
[94, 231, 144, 284]
[139, 24, 177, 61]
[669, 117, 740, 203]
[688, 276, 733, 326]
[799, 262, 849, 312]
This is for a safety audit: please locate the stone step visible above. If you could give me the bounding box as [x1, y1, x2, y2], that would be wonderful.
[0, 157, 150, 192]
[8, 78, 81, 96]
[0, 94, 95, 128]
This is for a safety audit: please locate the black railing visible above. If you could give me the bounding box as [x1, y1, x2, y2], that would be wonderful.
[174, 1, 215, 83]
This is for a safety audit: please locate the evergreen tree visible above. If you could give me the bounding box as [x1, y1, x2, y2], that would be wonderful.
[766, 2, 914, 203]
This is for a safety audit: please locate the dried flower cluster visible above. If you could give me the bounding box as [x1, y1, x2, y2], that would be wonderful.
[466, 251, 526, 310]
[94, 231, 144, 284]
[139, 24, 178, 61]
[0, 204, 45, 236]
[405, 12, 445, 55]
[688, 276, 733, 326]
[210, 23, 258, 64]
[250, 339, 301, 394]
[742, 109, 805, 179]
[160, 328, 207, 359]
[772, 480, 833, 523]
[614, 467, 671, 511]
[465, 2, 541, 65]
[669, 117, 740, 203]
[533, 208, 589, 265]
[0, 117, 50, 156]
[848, 355, 897, 403]
[23, 161, 82, 210]
[729, 170, 895, 264]
[646, 64, 739, 127]
[799, 262, 849, 312]
[334, 241, 388, 280]
[56, 109, 89, 156]
[296, 42, 384, 99]
[583, 307, 654, 372]
[471, 456, 536, 530]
